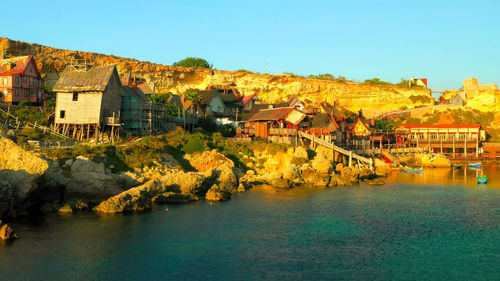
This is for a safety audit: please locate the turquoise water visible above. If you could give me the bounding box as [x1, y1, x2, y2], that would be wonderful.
[0, 170, 499, 280]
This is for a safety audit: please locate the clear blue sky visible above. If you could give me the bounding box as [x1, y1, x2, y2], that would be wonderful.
[2, 0, 499, 90]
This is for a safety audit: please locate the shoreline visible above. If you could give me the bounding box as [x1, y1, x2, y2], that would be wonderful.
[0, 127, 484, 240]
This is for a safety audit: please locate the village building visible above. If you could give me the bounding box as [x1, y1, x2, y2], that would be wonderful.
[304, 112, 340, 143]
[0, 56, 45, 104]
[241, 93, 261, 112]
[243, 107, 307, 141]
[120, 85, 164, 136]
[198, 89, 225, 117]
[395, 123, 486, 157]
[272, 95, 306, 112]
[343, 109, 375, 152]
[53, 64, 123, 142]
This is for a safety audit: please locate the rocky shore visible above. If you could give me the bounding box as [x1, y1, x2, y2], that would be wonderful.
[0, 135, 380, 229]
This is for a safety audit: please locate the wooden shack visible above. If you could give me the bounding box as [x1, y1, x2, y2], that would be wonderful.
[53, 64, 123, 142]
[244, 107, 306, 139]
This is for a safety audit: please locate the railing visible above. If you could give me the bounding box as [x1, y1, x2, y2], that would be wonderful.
[299, 131, 372, 165]
[269, 128, 297, 136]
[105, 116, 121, 125]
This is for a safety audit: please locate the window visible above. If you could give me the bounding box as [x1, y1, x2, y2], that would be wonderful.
[24, 89, 28, 97]
[60, 110, 65, 119]
[3, 89, 7, 96]
[39, 80, 43, 87]
[23, 76, 27, 84]
[14, 89, 19, 96]
[15, 76, 19, 85]
[2, 77, 7, 85]
[30, 89, 35, 96]
[72, 92, 78, 101]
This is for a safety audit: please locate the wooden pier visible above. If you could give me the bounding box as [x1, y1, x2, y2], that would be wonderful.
[298, 131, 373, 168]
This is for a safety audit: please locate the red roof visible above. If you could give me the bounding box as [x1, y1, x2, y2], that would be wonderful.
[417, 78, 428, 87]
[400, 124, 481, 129]
[242, 94, 256, 105]
[248, 107, 294, 122]
[0, 56, 35, 76]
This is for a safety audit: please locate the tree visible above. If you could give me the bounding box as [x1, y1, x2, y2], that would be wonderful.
[172, 57, 213, 69]
[185, 90, 202, 102]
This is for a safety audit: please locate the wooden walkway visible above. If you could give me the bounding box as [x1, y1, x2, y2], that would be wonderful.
[298, 131, 373, 167]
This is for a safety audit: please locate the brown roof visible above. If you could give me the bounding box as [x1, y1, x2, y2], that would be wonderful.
[248, 107, 294, 122]
[311, 113, 338, 128]
[53, 64, 117, 92]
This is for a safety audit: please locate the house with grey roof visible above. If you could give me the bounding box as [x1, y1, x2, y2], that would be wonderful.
[53, 64, 124, 142]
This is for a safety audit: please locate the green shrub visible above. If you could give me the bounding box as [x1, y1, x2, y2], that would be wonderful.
[218, 124, 236, 137]
[18, 100, 31, 107]
[182, 137, 207, 154]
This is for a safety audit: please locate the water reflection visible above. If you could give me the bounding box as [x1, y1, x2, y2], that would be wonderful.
[386, 165, 500, 187]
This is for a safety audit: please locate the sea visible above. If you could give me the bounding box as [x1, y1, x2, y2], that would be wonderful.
[0, 165, 499, 281]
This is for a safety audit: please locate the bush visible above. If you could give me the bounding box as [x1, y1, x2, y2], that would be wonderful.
[173, 57, 213, 69]
[182, 137, 207, 154]
[18, 100, 32, 107]
[218, 124, 236, 137]
[44, 98, 56, 108]
[14, 108, 48, 125]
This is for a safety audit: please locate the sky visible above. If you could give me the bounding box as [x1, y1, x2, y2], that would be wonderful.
[2, 0, 499, 90]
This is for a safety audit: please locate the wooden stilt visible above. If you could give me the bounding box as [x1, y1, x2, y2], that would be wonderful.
[86, 124, 90, 141]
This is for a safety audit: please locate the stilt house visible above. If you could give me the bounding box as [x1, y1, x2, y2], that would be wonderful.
[53, 64, 123, 142]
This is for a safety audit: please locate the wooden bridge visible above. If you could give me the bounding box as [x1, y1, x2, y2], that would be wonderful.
[298, 131, 373, 168]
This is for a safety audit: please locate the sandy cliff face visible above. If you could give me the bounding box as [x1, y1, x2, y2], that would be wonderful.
[0, 37, 432, 113]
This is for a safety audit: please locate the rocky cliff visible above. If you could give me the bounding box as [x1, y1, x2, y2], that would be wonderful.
[0, 37, 432, 113]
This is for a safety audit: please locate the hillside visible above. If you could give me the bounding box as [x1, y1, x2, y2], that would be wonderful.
[0, 37, 433, 115]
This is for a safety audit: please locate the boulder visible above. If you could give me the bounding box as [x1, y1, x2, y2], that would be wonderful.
[94, 180, 159, 213]
[340, 167, 359, 183]
[63, 157, 129, 203]
[158, 169, 207, 195]
[153, 192, 198, 204]
[311, 146, 333, 174]
[0, 221, 18, 240]
[329, 174, 354, 187]
[0, 137, 49, 203]
[58, 204, 73, 213]
[205, 184, 231, 202]
[237, 183, 246, 193]
[301, 168, 329, 187]
[217, 164, 238, 192]
[185, 149, 234, 172]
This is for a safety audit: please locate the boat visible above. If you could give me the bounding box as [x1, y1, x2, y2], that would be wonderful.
[452, 165, 462, 169]
[469, 163, 482, 168]
[403, 167, 423, 173]
[477, 176, 488, 184]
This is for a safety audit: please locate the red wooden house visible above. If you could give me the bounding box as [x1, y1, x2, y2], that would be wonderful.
[0, 56, 45, 104]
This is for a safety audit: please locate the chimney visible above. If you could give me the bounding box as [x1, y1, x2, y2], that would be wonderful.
[359, 108, 363, 118]
[5, 63, 11, 71]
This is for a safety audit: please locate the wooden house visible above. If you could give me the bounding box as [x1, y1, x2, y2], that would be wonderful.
[306, 113, 340, 143]
[198, 89, 225, 117]
[348, 110, 374, 150]
[53, 64, 123, 142]
[244, 107, 306, 139]
[0, 56, 45, 104]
